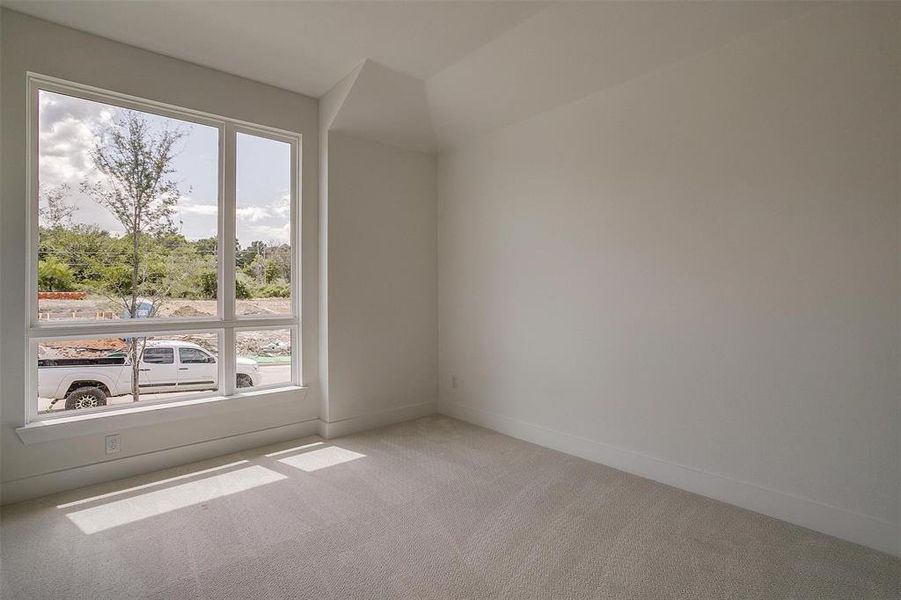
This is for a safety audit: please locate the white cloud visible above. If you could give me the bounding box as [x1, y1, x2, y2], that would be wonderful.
[235, 193, 291, 245]
[236, 206, 270, 222]
[246, 223, 290, 244]
[39, 118, 97, 186]
[38, 91, 117, 189]
[271, 194, 291, 218]
[178, 201, 218, 216]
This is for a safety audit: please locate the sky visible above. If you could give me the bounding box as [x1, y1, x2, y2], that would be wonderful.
[38, 90, 291, 245]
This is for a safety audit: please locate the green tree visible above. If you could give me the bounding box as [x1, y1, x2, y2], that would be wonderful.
[82, 111, 186, 402]
[197, 268, 217, 300]
[235, 272, 254, 299]
[40, 224, 117, 283]
[263, 258, 280, 284]
[257, 279, 289, 298]
[193, 236, 218, 258]
[37, 256, 75, 292]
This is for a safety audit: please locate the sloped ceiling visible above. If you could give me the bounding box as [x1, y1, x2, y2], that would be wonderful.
[327, 61, 437, 153]
[322, 1, 817, 152]
[425, 1, 815, 147]
[2, 0, 546, 97]
[8, 1, 823, 151]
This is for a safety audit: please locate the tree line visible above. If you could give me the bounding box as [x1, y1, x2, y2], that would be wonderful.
[39, 218, 291, 300]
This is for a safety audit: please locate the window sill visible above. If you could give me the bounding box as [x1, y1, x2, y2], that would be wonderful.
[16, 386, 308, 445]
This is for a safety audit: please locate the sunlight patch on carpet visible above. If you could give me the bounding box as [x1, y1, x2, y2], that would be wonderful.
[65, 465, 286, 534]
[278, 446, 365, 472]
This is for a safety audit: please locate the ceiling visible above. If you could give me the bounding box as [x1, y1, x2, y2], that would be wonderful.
[2, 0, 546, 97]
[426, 1, 815, 146]
[4, 1, 824, 150]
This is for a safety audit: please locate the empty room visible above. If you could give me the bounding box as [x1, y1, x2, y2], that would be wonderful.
[0, 1, 899, 598]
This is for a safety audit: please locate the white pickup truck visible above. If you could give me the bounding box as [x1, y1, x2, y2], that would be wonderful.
[38, 340, 261, 410]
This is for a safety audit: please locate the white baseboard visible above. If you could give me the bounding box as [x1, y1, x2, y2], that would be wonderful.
[440, 401, 900, 557]
[1, 419, 320, 505]
[320, 400, 437, 439]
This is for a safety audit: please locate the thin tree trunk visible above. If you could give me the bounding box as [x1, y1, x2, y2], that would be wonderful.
[130, 210, 140, 402]
[131, 338, 141, 402]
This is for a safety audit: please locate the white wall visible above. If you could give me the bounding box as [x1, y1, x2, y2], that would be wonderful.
[438, 5, 900, 554]
[0, 11, 320, 501]
[323, 132, 437, 434]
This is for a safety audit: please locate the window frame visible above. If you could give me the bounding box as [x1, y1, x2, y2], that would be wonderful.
[25, 73, 303, 423]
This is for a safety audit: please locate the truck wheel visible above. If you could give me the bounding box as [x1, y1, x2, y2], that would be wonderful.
[236, 374, 254, 389]
[64, 387, 108, 410]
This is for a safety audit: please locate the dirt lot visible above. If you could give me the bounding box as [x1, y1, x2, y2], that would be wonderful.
[38, 297, 291, 320]
[40, 332, 291, 360]
[36, 297, 293, 359]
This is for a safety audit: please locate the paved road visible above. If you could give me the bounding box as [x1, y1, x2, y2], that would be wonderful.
[38, 363, 292, 413]
[253, 364, 291, 387]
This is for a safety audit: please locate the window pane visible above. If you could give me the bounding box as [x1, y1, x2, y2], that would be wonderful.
[37, 90, 220, 323]
[235, 133, 292, 317]
[235, 329, 292, 389]
[142, 347, 174, 364]
[179, 347, 214, 364]
[37, 333, 219, 414]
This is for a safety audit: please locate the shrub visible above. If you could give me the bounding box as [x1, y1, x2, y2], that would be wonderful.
[235, 272, 254, 299]
[197, 269, 217, 300]
[256, 279, 290, 298]
[38, 256, 76, 291]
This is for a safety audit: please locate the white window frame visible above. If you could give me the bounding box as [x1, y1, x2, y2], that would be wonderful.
[25, 73, 303, 423]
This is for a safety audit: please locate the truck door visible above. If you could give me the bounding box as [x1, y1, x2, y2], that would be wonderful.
[177, 347, 218, 391]
[140, 347, 178, 393]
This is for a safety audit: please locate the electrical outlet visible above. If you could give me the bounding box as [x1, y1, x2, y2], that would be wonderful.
[105, 433, 121, 454]
[451, 375, 457, 389]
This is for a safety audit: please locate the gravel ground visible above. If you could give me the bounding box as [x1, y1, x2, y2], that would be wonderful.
[36, 299, 292, 359]
[38, 297, 291, 320]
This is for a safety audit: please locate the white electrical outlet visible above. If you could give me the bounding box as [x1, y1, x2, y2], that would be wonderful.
[105, 433, 121, 454]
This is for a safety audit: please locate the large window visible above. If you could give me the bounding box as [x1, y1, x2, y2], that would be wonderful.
[28, 75, 301, 419]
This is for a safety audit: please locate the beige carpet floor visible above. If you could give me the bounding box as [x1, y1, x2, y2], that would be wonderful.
[1, 415, 899, 599]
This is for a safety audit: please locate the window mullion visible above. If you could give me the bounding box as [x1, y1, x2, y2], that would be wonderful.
[222, 123, 237, 323]
[222, 124, 237, 396]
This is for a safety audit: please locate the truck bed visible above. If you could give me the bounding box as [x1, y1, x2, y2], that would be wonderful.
[38, 357, 127, 368]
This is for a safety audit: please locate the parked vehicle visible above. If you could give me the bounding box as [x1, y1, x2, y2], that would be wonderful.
[38, 340, 260, 410]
